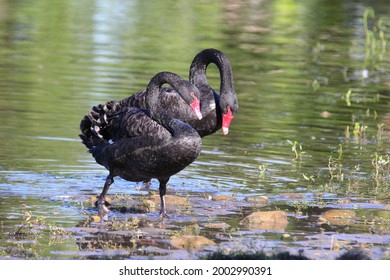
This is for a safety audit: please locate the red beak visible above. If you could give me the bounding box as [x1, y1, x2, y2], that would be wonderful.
[190, 93, 202, 120]
[222, 106, 233, 135]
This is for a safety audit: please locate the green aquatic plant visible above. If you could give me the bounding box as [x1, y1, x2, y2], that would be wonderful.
[352, 122, 367, 141]
[362, 7, 387, 70]
[14, 210, 45, 238]
[371, 153, 390, 188]
[302, 173, 315, 182]
[287, 140, 305, 161]
[337, 144, 343, 160]
[344, 89, 352, 107]
[48, 224, 70, 236]
[2, 210, 78, 259]
[328, 156, 344, 183]
[292, 201, 309, 216]
[376, 123, 384, 143]
[363, 7, 376, 66]
[107, 216, 140, 231]
[345, 125, 350, 140]
[0, 242, 42, 259]
[258, 164, 268, 178]
[312, 42, 325, 62]
[311, 79, 320, 91]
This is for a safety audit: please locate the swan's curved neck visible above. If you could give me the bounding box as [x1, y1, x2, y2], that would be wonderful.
[146, 72, 200, 128]
[146, 72, 180, 120]
[146, 72, 201, 136]
[189, 49, 234, 97]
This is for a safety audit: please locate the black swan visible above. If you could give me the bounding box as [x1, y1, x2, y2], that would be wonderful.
[79, 72, 203, 218]
[118, 48, 238, 137]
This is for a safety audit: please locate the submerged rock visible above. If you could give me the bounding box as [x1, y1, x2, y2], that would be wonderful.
[151, 195, 189, 205]
[170, 235, 215, 250]
[280, 193, 302, 199]
[321, 209, 356, 226]
[90, 215, 101, 223]
[203, 222, 230, 230]
[212, 195, 235, 201]
[244, 196, 269, 205]
[336, 199, 352, 204]
[240, 210, 288, 231]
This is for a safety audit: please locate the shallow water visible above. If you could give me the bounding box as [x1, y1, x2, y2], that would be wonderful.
[0, 0, 390, 259]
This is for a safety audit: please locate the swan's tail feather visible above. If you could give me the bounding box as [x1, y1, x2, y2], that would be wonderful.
[78, 133, 105, 151]
[79, 101, 120, 150]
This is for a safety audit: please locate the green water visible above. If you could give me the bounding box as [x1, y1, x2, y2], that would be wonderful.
[0, 0, 389, 259]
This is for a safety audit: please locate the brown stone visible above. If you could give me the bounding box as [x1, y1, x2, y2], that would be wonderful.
[280, 193, 302, 198]
[240, 210, 288, 231]
[203, 222, 230, 230]
[170, 235, 215, 250]
[212, 195, 235, 201]
[322, 209, 356, 226]
[90, 215, 101, 223]
[151, 195, 189, 205]
[336, 199, 352, 204]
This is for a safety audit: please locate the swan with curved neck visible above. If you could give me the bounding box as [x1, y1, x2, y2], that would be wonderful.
[118, 48, 238, 137]
[79, 72, 202, 218]
[189, 48, 238, 136]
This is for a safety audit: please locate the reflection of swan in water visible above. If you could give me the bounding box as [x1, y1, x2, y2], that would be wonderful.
[79, 72, 203, 218]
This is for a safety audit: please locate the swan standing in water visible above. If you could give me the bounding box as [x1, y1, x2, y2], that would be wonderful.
[80, 72, 203, 218]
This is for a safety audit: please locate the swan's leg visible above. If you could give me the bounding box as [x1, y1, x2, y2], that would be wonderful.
[158, 178, 169, 218]
[97, 174, 114, 219]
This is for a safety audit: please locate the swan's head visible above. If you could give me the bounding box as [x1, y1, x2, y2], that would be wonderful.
[220, 89, 238, 135]
[171, 78, 202, 120]
[151, 72, 203, 121]
[181, 83, 202, 120]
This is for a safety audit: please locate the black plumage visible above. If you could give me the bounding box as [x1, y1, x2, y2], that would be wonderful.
[115, 48, 238, 137]
[79, 72, 202, 218]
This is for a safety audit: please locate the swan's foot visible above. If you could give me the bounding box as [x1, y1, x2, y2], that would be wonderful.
[94, 198, 111, 208]
[158, 197, 170, 219]
[159, 210, 170, 219]
[97, 196, 110, 220]
[158, 178, 169, 219]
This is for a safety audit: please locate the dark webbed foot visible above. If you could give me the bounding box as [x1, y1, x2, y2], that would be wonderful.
[95, 174, 114, 221]
[158, 178, 170, 219]
[159, 210, 170, 219]
[97, 197, 110, 220]
[94, 199, 111, 208]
